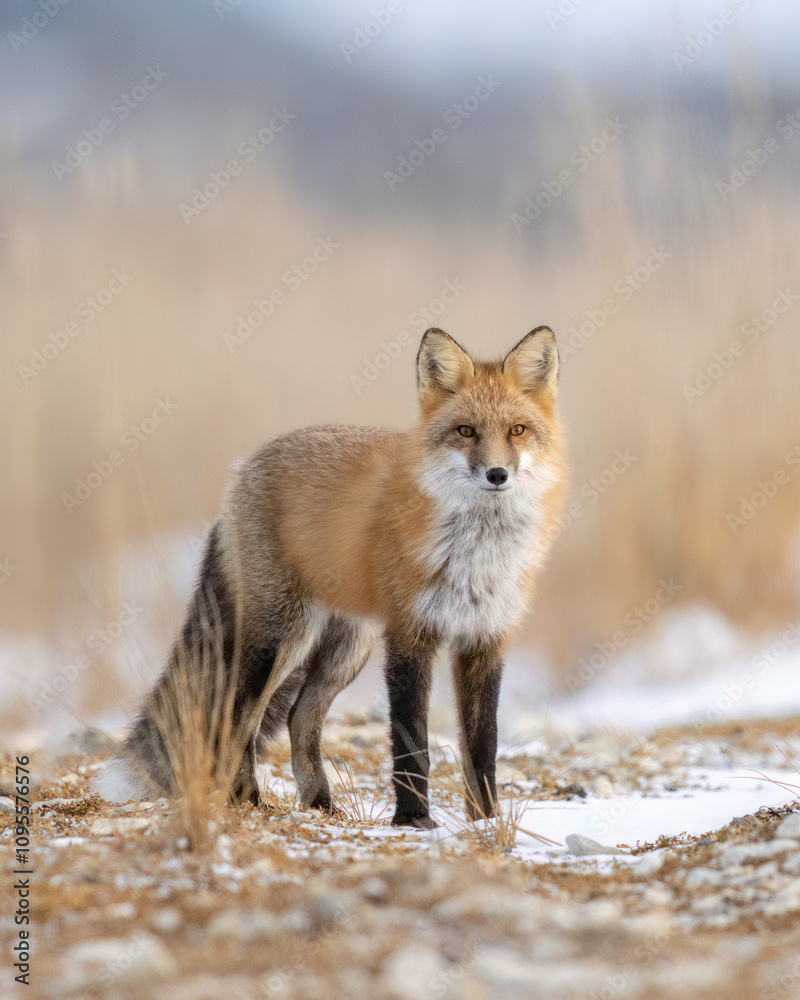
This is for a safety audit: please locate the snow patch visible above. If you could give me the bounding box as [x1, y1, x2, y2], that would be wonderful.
[92, 756, 152, 803]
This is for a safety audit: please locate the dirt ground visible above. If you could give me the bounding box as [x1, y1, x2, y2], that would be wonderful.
[3, 716, 800, 1000]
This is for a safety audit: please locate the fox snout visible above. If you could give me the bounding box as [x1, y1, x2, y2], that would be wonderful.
[485, 466, 509, 488]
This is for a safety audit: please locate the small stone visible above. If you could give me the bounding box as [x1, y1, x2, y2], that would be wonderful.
[594, 777, 614, 799]
[278, 908, 313, 934]
[633, 851, 666, 879]
[249, 858, 275, 879]
[308, 892, 349, 927]
[763, 878, 800, 917]
[691, 893, 725, 915]
[90, 817, 151, 837]
[361, 877, 390, 903]
[569, 899, 624, 931]
[60, 772, 80, 786]
[684, 867, 724, 889]
[775, 813, 800, 840]
[718, 839, 797, 867]
[350, 734, 373, 749]
[207, 909, 278, 942]
[564, 834, 626, 857]
[475, 945, 541, 992]
[496, 761, 529, 785]
[641, 886, 673, 908]
[702, 911, 739, 929]
[217, 834, 234, 864]
[433, 889, 542, 935]
[558, 783, 587, 799]
[106, 902, 136, 920]
[151, 909, 183, 933]
[64, 933, 178, 988]
[289, 809, 317, 823]
[382, 945, 449, 1000]
[783, 852, 800, 875]
[0, 796, 15, 812]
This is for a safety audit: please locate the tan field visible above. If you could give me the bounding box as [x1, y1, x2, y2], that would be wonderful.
[2, 120, 800, 727]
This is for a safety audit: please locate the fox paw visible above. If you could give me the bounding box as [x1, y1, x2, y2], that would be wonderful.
[392, 812, 438, 830]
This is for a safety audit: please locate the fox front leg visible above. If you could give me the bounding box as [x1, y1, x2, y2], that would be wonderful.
[452, 636, 505, 821]
[385, 631, 438, 829]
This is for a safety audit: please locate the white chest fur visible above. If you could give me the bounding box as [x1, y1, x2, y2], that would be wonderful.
[413, 453, 554, 639]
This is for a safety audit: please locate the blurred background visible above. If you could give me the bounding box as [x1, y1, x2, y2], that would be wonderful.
[2, 0, 800, 742]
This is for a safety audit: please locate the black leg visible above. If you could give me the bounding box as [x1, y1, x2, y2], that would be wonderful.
[452, 637, 504, 820]
[385, 632, 438, 828]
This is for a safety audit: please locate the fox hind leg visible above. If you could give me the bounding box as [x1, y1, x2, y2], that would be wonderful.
[231, 605, 327, 806]
[288, 615, 379, 811]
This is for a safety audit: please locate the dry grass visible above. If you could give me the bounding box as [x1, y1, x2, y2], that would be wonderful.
[322, 750, 393, 825]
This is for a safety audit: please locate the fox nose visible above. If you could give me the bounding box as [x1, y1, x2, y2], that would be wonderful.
[486, 467, 508, 487]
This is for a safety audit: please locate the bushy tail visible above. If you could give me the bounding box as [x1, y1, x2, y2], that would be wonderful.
[112, 524, 260, 829]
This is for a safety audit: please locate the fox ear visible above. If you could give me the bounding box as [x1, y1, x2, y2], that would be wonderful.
[416, 328, 474, 401]
[503, 326, 559, 399]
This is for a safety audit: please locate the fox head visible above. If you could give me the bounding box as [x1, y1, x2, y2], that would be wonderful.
[415, 326, 562, 499]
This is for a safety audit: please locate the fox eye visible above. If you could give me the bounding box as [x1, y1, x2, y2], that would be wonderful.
[510, 424, 525, 436]
[457, 425, 475, 438]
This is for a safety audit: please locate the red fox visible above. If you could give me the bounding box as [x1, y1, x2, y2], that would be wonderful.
[119, 327, 565, 826]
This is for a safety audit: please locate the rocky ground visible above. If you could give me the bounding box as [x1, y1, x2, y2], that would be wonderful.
[4, 716, 800, 1000]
